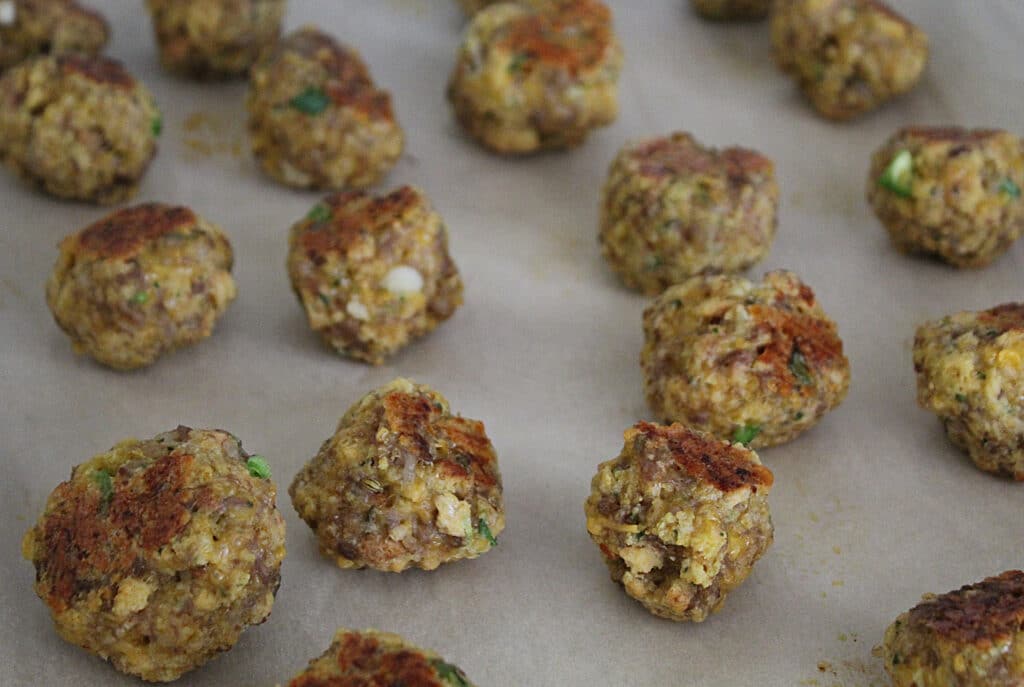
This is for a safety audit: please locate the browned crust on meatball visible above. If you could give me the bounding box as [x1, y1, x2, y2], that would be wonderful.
[632, 135, 773, 180]
[907, 571, 1024, 647]
[896, 126, 1001, 145]
[289, 632, 447, 687]
[58, 53, 134, 87]
[634, 421, 773, 491]
[300, 187, 421, 257]
[72, 203, 199, 258]
[497, 0, 614, 77]
[977, 303, 1024, 333]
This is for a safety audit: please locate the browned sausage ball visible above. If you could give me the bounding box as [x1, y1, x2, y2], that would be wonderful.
[290, 378, 505, 573]
[0, 0, 108, 72]
[585, 422, 774, 622]
[21, 426, 286, 683]
[692, 0, 771, 21]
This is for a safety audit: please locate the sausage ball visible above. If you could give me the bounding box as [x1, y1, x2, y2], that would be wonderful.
[692, 0, 771, 21]
[0, 54, 160, 203]
[287, 186, 463, 365]
[46, 203, 237, 370]
[145, 0, 285, 79]
[247, 27, 403, 190]
[642, 270, 850, 448]
[585, 422, 773, 622]
[770, 0, 928, 120]
[288, 628, 477, 687]
[883, 571, 1024, 687]
[21, 426, 286, 683]
[290, 378, 504, 573]
[600, 132, 778, 295]
[913, 303, 1024, 480]
[0, 0, 108, 72]
[447, 0, 623, 154]
[868, 127, 1024, 268]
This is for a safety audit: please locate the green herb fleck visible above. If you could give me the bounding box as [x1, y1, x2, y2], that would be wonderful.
[151, 112, 163, 137]
[306, 203, 332, 223]
[431, 659, 471, 687]
[289, 87, 330, 115]
[891, 653, 901, 666]
[643, 255, 663, 271]
[999, 177, 1021, 198]
[246, 455, 271, 479]
[318, 293, 330, 306]
[978, 371, 987, 380]
[878, 150, 914, 198]
[92, 469, 114, 511]
[789, 348, 812, 386]
[794, 411, 804, 420]
[478, 518, 498, 547]
[508, 53, 530, 73]
[955, 393, 967, 403]
[733, 424, 761, 446]
[670, 299, 683, 309]
[130, 291, 149, 304]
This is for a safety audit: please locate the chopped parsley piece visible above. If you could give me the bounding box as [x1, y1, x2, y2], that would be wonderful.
[999, 177, 1021, 198]
[306, 203, 332, 223]
[955, 393, 967, 403]
[92, 469, 114, 510]
[151, 112, 163, 137]
[789, 349, 812, 386]
[246, 455, 271, 479]
[878, 150, 914, 198]
[733, 424, 761, 446]
[289, 87, 330, 115]
[318, 293, 330, 306]
[891, 653, 900, 665]
[130, 291, 149, 304]
[794, 411, 804, 421]
[508, 53, 530, 73]
[431, 659, 471, 687]
[478, 518, 498, 547]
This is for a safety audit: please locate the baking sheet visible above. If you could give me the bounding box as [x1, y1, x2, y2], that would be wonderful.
[2, 1, 1023, 684]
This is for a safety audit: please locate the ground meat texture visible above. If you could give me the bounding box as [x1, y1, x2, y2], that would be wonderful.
[247, 27, 403, 190]
[883, 571, 1024, 687]
[290, 378, 504, 573]
[770, 0, 928, 120]
[0, 54, 160, 203]
[692, 0, 771, 21]
[585, 422, 773, 622]
[287, 187, 463, 365]
[868, 127, 1024, 268]
[600, 132, 778, 296]
[642, 270, 850, 448]
[446, 0, 623, 154]
[0, 0, 108, 72]
[145, 0, 284, 78]
[46, 203, 237, 370]
[288, 628, 477, 686]
[913, 304, 1024, 480]
[21, 427, 286, 683]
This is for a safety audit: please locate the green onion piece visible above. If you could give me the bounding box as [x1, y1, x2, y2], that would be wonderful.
[131, 291, 149, 304]
[732, 424, 761, 446]
[431, 659, 471, 687]
[306, 203, 333, 223]
[151, 113, 163, 137]
[478, 518, 498, 547]
[878, 150, 914, 197]
[999, 177, 1021, 198]
[789, 349, 812, 386]
[92, 469, 114, 510]
[246, 456, 271, 479]
[289, 87, 331, 115]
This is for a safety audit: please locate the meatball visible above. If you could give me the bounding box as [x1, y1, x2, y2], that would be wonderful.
[0, 0, 108, 72]
[868, 127, 1024, 268]
[21, 426, 286, 683]
[288, 628, 477, 687]
[913, 303, 1024, 480]
[0, 54, 160, 203]
[145, 0, 285, 79]
[247, 27, 403, 190]
[600, 132, 778, 296]
[46, 203, 237, 370]
[447, 0, 623, 154]
[641, 270, 850, 448]
[290, 378, 504, 573]
[883, 571, 1024, 687]
[585, 422, 773, 622]
[770, 0, 928, 120]
[287, 186, 463, 365]
[692, 0, 770, 21]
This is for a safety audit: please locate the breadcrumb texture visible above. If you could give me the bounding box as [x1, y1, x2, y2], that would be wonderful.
[913, 303, 1024, 480]
[883, 570, 1024, 687]
[288, 628, 477, 687]
[0, 0, 108, 72]
[0, 54, 159, 203]
[868, 127, 1024, 268]
[447, 0, 622, 154]
[585, 422, 773, 622]
[642, 270, 850, 448]
[600, 132, 777, 295]
[771, 0, 928, 120]
[290, 378, 504, 572]
[21, 426, 286, 683]
[46, 203, 237, 370]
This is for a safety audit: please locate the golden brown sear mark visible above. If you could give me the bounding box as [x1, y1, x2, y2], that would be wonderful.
[59, 54, 134, 87]
[908, 570, 1024, 646]
[75, 203, 197, 258]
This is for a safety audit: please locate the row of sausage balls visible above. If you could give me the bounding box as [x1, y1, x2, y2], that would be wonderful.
[21, 378, 1024, 684]
[0, 0, 936, 207]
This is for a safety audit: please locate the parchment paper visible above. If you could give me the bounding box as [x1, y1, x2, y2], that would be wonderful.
[2, 1, 1022, 685]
